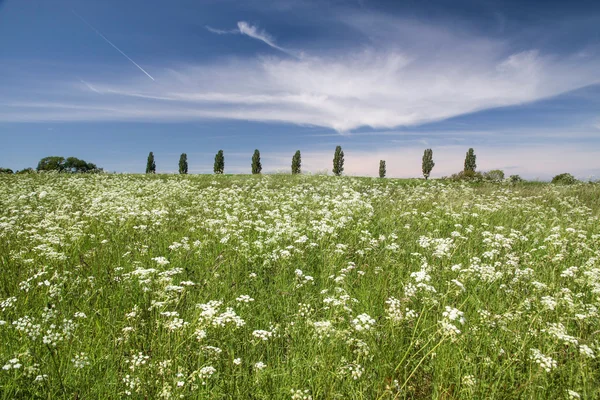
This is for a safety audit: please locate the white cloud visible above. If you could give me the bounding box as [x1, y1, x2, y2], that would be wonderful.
[2, 17, 600, 131]
[79, 79, 100, 94]
[206, 21, 299, 57]
[237, 22, 278, 50]
[205, 26, 239, 35]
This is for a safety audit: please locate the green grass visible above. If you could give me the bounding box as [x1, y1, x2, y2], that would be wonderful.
[0, 173, 599, 399]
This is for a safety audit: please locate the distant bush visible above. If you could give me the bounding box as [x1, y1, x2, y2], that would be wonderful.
[37, 156, 102, 173]
[449, 170, 484, 181]
[551, 173, 578, 185]
[0, 167, 13, 174]
[509, 175, 524, 183]
[483, 169, 505, 182]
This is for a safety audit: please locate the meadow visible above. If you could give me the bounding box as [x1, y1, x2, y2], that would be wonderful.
[0, 174, 599, 399]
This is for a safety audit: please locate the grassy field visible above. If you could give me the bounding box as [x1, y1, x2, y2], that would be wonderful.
[0, 174, 599, 399]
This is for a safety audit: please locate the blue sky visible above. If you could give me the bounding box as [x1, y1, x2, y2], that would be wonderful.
[1, 0, 599, 178]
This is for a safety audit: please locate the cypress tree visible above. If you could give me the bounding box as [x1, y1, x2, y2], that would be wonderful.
[178, 153, 188, 174]
[464, 148, 477, 173]
[379, 160, 386, 178]
[214, 150, 224, 174]
[291, 150, 301, 174]
[146, 152, 156, 174]
[422, 149, 435, 180]
[251, 149, 262, 174]
[332, 146, 344, 176]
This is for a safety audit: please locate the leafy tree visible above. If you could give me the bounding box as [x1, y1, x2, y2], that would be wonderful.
[37, 156, 66, 172]
[63, 157, 100, 173]
[484, 169, 505, 182]
[379, 160, 386, 178]
[464, 148, 477, 173]
[64, 157, 84, 172]
[332, 146, 344, 176]
[178, 153, 188, 174]
[552, 173, 578, 185]
[422, 149, 435, 180]
[510, 174, 524, 183]
[16, 168, 35, 174]
[214, 150, 224, 174]
[291, 150, 301, 174]
[251, 149, 262, 174]
[0, 167, 13, 174]
[146, 152, 156, 174]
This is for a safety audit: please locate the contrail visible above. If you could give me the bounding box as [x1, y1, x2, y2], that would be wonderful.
[79, 78, 101, 93]
[72, 10, 155, 81]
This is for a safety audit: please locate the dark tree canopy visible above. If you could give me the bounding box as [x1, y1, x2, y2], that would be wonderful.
[146, 152, 156, 174]
[251, 149, 262, 174]
[36, 156, 101, 173]
[214, 150, 224, 174]
[379, 160, 386, 178]
[552, 173, 578, 185]
[464, 148, 477, 173]
[333, 146, 344, 176]
[64, 157, 99, 173]
[37, 156, 65, 172]
[291, 150, 301, 175]
[422, 149, 435, 180]
[179, 153, 188, 174]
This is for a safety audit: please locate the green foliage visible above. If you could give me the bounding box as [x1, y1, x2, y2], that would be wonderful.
[422, 149, 435, 179]
[510, 174, 524, 183]
[251, 149, 262, 174]
[552, 173, 578, 185]
[464, 148, 477, 172]
[178, 153, 188, 175]
[1, 175, 599, 398]
[146, 152, 156, 174]
[214, 150, 225, 174]
[16, 168, 35, 174]
[379, 160, 386, 178]
[35, 156, 100, 173]
[291, 150, 301, 174]
[483, 169, 505, 182]
[37, 156, 66, 172]
[64, 157, 101, 173]
[332, 145, 344, 176]
[0, 167, 13, 174]
[450, 170, 484, 181]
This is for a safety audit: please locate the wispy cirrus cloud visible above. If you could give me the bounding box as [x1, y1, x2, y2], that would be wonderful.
[236, 21, 297, 56]
[2, 15, 600, 132]
[205, 26, 239, 35]
[206, 21, 299, 57]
